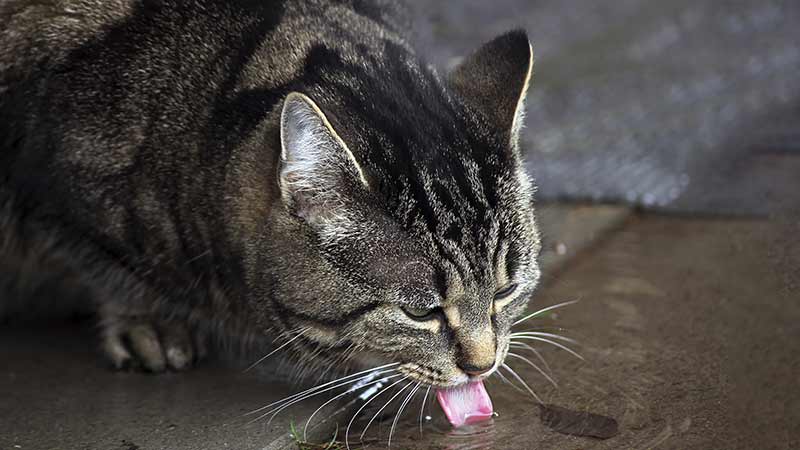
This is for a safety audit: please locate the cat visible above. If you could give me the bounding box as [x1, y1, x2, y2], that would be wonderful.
[0, 0, 541, 412]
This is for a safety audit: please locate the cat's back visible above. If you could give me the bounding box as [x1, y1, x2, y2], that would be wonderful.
[0, 0, 138, 73]
[0, 0, 410, 154]
[0, 0, 410, 96]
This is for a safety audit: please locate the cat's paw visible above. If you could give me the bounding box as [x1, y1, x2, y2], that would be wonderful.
[101, 318, 207, 372]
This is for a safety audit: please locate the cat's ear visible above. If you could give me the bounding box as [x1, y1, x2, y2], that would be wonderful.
[279, 92, 369, 226]
[448, 29, 533, 149]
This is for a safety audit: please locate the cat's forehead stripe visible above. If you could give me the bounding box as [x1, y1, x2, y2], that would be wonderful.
[410, 156, 501, 271]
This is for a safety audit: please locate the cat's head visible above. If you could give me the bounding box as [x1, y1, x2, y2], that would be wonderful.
[261, 30, 540, 387]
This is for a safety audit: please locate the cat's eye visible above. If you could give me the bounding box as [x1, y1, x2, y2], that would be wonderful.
[494, 283, 518, 300]
[402, 305, 437, 321]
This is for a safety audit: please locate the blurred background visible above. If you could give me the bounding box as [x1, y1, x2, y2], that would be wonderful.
[409, 0, 800, 215]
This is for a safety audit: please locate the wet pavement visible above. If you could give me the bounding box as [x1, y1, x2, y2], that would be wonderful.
[0, 323, 306, 450]
[2, 209, 799, 449]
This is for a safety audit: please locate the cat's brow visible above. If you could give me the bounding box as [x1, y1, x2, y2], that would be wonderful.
[493, 240, 511, 287]
[440, 262, 465, 307]
[443, 305, 461, 328]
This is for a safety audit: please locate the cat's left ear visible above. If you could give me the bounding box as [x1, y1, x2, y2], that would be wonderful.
[448, 29, 533, 149]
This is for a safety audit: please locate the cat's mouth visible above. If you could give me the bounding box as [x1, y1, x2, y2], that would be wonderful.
[436, 381, 494, 427]
[397, 363, 494, 427]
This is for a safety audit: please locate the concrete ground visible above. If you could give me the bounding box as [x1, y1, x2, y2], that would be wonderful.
[2, 206, 798, 450]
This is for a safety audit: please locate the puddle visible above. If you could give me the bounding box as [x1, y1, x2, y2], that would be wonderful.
[348, 399, 620, 449]
[345, 380, 621, 449]
[441, 420, 498, 450]
[343, 393, 498, 449]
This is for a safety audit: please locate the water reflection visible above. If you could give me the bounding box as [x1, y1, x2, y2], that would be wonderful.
[442, 419, 498, 450]
[369, 404, 499, 450]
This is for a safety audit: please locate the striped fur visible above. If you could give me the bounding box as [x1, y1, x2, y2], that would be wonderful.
[0, 0, 540, 385]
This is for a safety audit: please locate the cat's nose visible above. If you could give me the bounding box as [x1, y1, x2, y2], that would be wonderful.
[454, 323, 497, 377]
[459, 362, 494, 377]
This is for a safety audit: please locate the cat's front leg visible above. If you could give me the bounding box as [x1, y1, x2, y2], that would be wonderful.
[99, 305, 208, 372]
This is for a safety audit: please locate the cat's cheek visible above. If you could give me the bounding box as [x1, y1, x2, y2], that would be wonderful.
[303, 324, 340, 345]
[495, 336, 512, 365]
[404, 316, 442, 334]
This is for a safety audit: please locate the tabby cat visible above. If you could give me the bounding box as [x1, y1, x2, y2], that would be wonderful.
[0, 0, 540, 427]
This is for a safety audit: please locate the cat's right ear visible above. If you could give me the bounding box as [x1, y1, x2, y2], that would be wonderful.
[278, 92, 369, 227]
[448, 29, 533, 151]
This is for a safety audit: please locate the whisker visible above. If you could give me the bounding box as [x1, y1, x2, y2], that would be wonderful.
[263, 368, 399, 425]
[244, 362, 399, 418]
[501, 364, 542, 403]
[244, 328, 309, 372]
[360, 380, 415, 440]
[389, 382, 421, 447]
[511, 325, 571, 333]
[302, 373, 401, 441]
[507, 352, 558, 388]
[337, 342, 360, 366]
[418, 385, 431, 435]
[509, 336, 584, 361]
[509, 342, 553, 375]
[509, 331, 578, 344]
[512, 300, 580, 326]
[494, 367, 524, 393]
[345, 375, 409, 450]
[317, 342, 356, 381]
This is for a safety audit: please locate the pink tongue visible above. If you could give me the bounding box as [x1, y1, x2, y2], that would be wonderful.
[436, 381, 494, 427]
